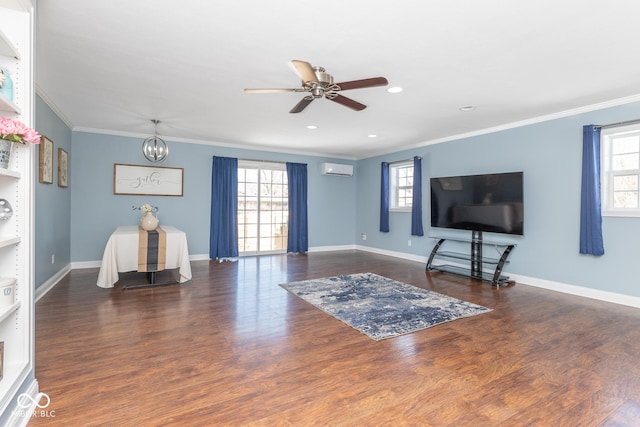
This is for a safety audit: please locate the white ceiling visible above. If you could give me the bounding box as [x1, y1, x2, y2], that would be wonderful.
[36, 0, 640, 159]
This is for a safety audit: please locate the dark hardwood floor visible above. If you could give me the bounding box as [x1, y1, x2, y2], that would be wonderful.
[30, 250, 640, 426]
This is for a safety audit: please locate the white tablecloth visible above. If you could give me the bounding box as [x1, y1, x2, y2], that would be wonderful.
[96, 225, 192, 288]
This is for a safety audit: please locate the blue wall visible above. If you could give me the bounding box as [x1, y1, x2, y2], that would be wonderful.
[34, 95, 71, 287]
[69, 132, 357, 262]
[356, 101, 640, 297]
[35, 94, 640, 299]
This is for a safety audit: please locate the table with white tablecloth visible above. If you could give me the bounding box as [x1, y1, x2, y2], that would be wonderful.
[97, 225, 192, 288]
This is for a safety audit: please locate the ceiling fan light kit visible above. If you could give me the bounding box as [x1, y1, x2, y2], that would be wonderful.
[245, 60, 388, 113]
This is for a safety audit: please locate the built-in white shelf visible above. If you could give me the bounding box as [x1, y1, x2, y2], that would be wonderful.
[0, 1, 35, 418]
[0, 236, 20, 249]
[0, 26, 19, 59]
[0, 93, 20, 114]
[0, 300, 20, 324]
[0, 360, 29, 414]
[0, 168, 20, 179]
[0, 23, 21, 116]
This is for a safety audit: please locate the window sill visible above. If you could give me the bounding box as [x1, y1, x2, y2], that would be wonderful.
[602, 210, 640, 218]
[390, 208, 412, 213]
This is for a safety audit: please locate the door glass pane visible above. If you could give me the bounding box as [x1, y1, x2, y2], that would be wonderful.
[238, 165, 288, 254]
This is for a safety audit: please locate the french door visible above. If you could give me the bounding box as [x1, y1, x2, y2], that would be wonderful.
[237, 161, 288, 254]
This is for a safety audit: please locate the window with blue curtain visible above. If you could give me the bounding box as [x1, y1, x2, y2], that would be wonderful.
[411, 156, 424, 236]
[579, 125, 604, 255]
[380, 162, 390, 232]
[210, 156, 239, 259]
[286, 162, 308, 253]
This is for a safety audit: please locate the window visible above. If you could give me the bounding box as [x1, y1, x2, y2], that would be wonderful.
[390, 161, 413, 211]
[238, 161, 288, 254]
[602, 124, 640, 216]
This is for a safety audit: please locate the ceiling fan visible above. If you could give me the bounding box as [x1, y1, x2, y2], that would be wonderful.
[244, 60, 388, 113]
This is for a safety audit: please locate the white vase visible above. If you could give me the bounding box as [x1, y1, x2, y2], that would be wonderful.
[140, 211, 159, 231]
[0, 139, 12, 169]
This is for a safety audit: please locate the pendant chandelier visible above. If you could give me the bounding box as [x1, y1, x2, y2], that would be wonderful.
[142, 119, 168, 162]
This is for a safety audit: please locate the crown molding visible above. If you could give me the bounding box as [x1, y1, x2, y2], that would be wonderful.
[36, 85, 640, 162]
[35, 84, 75, 130]
[362, 93, 640, 160]
[71, 126, 357, 161]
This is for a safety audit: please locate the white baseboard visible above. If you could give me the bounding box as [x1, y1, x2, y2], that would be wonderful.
[355, 244, 428, 263]
[508, 272, 640, 309]
[60, 246, 640, 309]
[69, 260, 101, 269]
[35, 265, 71, 302]
[357, 245, 640, 309]
[309, 244, 357, 253]
[71, 253, 212, 271]
[70, 248, 355, 270]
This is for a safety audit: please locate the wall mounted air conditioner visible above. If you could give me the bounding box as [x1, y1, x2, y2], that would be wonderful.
[321, 162, 354, 177]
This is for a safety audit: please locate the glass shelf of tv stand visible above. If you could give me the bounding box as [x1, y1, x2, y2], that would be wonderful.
[426, 234, 516, 286]
[433, 250, 503, 265]
[429, 235, 517, 247]
[429, 264, 514, 285]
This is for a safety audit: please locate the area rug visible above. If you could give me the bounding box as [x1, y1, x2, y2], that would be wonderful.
[279, 272, 492, 341]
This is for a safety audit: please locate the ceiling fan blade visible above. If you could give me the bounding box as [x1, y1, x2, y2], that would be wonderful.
[329, 94, 367, 111]
[290, 60, 318, 84]
[244, 88, 300, 93]
[290, 96, 314, 114]
[335, 77, 389, 91]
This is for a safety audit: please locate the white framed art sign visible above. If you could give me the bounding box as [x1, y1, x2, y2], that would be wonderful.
[113, 163, 184, 196]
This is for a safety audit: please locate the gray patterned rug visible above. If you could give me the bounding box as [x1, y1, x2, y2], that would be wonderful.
[280, 272, 492, 341]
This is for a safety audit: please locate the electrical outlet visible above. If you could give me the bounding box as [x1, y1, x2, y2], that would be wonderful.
[51, 254, 55, 264]
[361, 233, 367, 241]
[408, 240, 412, 247]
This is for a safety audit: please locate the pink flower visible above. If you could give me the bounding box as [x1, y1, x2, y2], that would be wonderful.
[0, 116, 40, 144]
[0, 116, 18, 135]
[22, 127, 40, 144]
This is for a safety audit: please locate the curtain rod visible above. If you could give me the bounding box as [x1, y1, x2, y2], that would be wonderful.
[390, 156, 422, 164]
[238, 158, 309, 166]
[594, 118, 640, 130]
[238, 158, 286, 164]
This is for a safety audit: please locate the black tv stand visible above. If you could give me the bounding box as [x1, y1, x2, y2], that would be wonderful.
[426, 231, 515, 287]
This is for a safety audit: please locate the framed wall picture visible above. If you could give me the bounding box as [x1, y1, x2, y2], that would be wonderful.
[39, 136, 54, 184]
[114, 163, 184, 196]
[58, 148, 69, 187]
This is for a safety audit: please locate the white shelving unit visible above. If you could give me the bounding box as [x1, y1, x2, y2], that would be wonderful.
[0, 0, 35, 421]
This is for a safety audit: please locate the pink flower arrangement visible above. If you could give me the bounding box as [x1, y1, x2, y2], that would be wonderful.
[0, 116, 40, 144]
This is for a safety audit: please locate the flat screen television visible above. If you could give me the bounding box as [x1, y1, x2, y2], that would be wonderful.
[430, 172, 524, 235]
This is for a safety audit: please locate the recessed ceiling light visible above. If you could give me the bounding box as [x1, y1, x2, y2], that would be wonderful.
[306, 125, 317, 129]
[387, 87, 403, 93]
[368, 134, 377, 138]
[459, 105, 476, 111]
